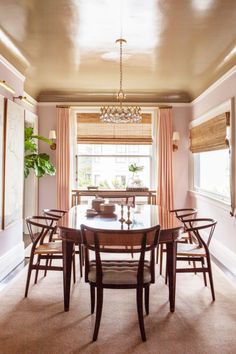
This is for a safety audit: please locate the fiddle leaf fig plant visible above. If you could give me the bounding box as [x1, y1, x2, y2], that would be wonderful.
[24, 127, 56, 178]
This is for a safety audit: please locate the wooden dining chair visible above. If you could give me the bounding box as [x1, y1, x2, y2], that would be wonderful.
[43, 208, 84, 277]
[157, 208, 198, 276]
[175, 218, 217, 300]
[81, 224, 161, 342]
[25, 216, 76, 297]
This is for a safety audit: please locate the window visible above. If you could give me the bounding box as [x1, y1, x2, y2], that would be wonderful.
[75, 112, 154, 190]
[190, 110, 231, 202]
[193, 150, 230, 201]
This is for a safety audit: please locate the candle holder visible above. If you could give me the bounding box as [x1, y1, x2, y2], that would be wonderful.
[119, 204, 126, 223]
[125, 205, 132, 225]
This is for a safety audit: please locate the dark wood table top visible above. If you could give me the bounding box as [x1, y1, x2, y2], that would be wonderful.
[59, 204, 182, 242]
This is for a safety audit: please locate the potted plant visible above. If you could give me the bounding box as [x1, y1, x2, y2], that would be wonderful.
[24, 127, 56, 178]
[128, 163, 144, 187]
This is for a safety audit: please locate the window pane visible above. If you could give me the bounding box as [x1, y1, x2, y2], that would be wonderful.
[77, 155, 150, 189]
[77, 144, 150, 156]
[194, 149, 230, 200]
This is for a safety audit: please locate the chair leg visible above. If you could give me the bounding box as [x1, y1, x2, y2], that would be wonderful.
[159, 244, 163, 275]
[93, 286, 103, 341]
[206, 255, 215, 301]
[25, 253, 34, 297]
[156, 243, 159, 264]
[136, 286, 146, 342]
[165, 255, 168, 285]
[78, 244, 83, 277]
[90, 284, 95, 314]
[201, 257, 207, 286]
[144, 285, 149, 315]
[34, 255, 41, 284]
[44, 256, 49, 277]
[72, 253, 76, 283]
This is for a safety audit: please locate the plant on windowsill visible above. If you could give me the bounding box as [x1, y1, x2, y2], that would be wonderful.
[128, 163, 144, 188]
[24, 127, 56, 178]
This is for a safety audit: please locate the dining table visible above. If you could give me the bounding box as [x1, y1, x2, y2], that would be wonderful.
[58, 203, 182, 313]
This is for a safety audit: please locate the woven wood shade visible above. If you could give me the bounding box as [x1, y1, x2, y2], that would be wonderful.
[190, 112, 230, 153]
[77, 113, 152, 145]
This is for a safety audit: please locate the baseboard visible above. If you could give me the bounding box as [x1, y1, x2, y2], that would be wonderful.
[0, 241, 25, 281]
[210, 238, 236, 277]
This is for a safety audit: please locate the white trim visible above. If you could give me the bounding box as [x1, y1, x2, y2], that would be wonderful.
[190, 99, 231, 128]
[37, 101, 192, 107]
[0, 54, 25, 82]
[189, 190, 231, 212]
[0, 241, 25, 281]
[192, 65, 236, 105]
[23, 92, 38, 106]
[210, 238, 236, 277]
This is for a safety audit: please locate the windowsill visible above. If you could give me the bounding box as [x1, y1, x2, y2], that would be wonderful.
[189, 189, 231, 212]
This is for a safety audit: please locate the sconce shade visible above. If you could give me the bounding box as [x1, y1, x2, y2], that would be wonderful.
[172, 131, 180, 141]
[49, 130, 56, 140]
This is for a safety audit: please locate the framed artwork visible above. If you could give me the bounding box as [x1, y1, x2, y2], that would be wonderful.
[0, 95, 4, 230]
[3, 99, 24, 229]
[24, 110, 38, 228]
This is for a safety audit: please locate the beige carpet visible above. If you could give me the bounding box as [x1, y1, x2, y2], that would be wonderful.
[0, 261, 236, 354]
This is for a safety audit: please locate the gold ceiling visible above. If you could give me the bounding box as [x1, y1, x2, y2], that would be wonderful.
[0, 0, 236, 102]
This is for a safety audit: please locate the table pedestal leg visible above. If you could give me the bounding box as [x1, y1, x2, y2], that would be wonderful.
[63, 238, 74, 312]
[166, 241, 177, 312]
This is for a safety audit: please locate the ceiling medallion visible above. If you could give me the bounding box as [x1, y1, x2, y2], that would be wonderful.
[100, 38, 142, 123]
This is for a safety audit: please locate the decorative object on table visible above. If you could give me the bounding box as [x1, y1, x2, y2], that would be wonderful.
[128, 163, 144, 187]
[87, 186, 99, 190]
[86, 209, 98, 217]
[100, 38, 142, 124]
[119, 204, 125, 223]
[126, 187, 149, 192]
[91, 196, 105, 212]
[24, 126, 56, 178]
[125, 205, 132, 225]
[100, 203, 116, 215]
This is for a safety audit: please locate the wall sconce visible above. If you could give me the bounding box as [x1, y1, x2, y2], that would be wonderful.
[0, 80, 15, 94]
[49, 130, 56, 150]
[13, 95, 34, 107]
[172, 131, 180, 151]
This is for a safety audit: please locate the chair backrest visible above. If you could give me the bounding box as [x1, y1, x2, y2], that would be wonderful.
[26, 216, 58, 246]
[81, 224, 160, 284]
[182, 218, 217, 249]
[170, 208, 197, 222]
[43, 209, 67, 220]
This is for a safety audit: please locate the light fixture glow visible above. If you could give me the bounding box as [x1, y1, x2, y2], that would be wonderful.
[14, 95, 34, 107]
[100, 38, 142, 123]
[0, 80, 15, 94]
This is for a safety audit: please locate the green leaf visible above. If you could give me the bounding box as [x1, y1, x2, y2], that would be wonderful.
[25, 127, 34, 139]
[32, 135, 52, 145]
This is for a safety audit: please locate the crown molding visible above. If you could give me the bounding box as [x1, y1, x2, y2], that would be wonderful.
[191, 65, 236, 105]
[0, 54, 25, 82]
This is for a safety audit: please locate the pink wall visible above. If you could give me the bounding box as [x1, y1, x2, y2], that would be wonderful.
[38, 104, 57, 212]
[172, 106, 192, 208]
[191, 70, 236, 255]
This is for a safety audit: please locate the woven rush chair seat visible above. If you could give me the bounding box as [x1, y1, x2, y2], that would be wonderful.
[89, 260, 151, 285]
[177, 243, 206, 257]
[34, 242, 62, 254]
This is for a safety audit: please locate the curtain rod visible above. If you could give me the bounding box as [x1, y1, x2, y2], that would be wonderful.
[56, 104, 173, 109]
